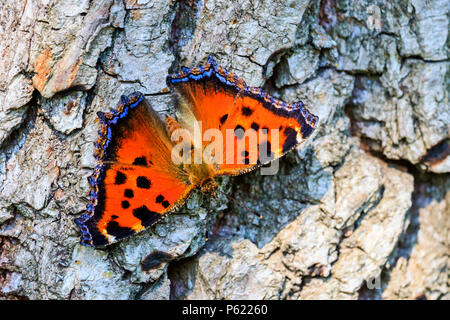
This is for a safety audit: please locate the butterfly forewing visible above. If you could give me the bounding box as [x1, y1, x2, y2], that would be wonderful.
[167, 56, 319, 177]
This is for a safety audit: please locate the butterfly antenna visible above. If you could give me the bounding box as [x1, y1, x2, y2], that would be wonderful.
[223, 193, 263, 219]
[205, 214, 210, 242]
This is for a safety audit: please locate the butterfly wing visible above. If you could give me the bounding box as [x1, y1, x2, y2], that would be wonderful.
[75, 93, 194, 247]
[167, 56, 319, 176]
[168, 63, 239, 135]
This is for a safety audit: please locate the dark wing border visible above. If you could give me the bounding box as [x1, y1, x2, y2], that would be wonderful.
[75, 92, 145, 247]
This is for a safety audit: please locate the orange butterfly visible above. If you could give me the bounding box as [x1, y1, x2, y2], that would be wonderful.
[75, 56, 319, 247]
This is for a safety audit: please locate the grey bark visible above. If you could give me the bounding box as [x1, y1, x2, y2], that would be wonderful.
[0, 0, 448, 299]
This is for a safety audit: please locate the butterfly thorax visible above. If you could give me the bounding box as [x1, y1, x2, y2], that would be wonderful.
[200, 178, 218, 198]
[166, 115, 218, 195]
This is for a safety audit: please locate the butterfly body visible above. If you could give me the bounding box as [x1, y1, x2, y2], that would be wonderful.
[200, 178, 219, 197]
[75, 56, 318, 247]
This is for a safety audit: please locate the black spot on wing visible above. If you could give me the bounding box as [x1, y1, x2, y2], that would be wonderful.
[234, 125, 245, 139]
[115, 171, 127, 185]
[282, 127, 298, 153]
[106, 221, 134, 239]
[162, 200, 170, 208]
[241, 106, 254, 116]
[133, 156, 148, 166]
[219, 114, 228, 125]
[121, 200, 130, 209]
[124, 189, 134, 198]
[133, 205, 161, 227]
[155, 194, 170, 208]
[136, 176, 151, 189]
[251, 122, 260, 131]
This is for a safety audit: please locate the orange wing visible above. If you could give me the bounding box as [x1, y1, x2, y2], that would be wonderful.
[75, 93, 194, 247]
[167, 56, 319, 176]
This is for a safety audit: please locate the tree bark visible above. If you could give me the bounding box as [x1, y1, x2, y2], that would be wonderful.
[0, 0, 448, 299]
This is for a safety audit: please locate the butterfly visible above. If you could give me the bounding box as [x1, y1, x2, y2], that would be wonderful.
[75, 56, 319, 247]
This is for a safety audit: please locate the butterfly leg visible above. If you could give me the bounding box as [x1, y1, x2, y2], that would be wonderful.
[200, 178, 218, 198]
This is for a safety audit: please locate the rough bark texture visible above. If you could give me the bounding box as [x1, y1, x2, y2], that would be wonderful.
[0, 0, 448, 300]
